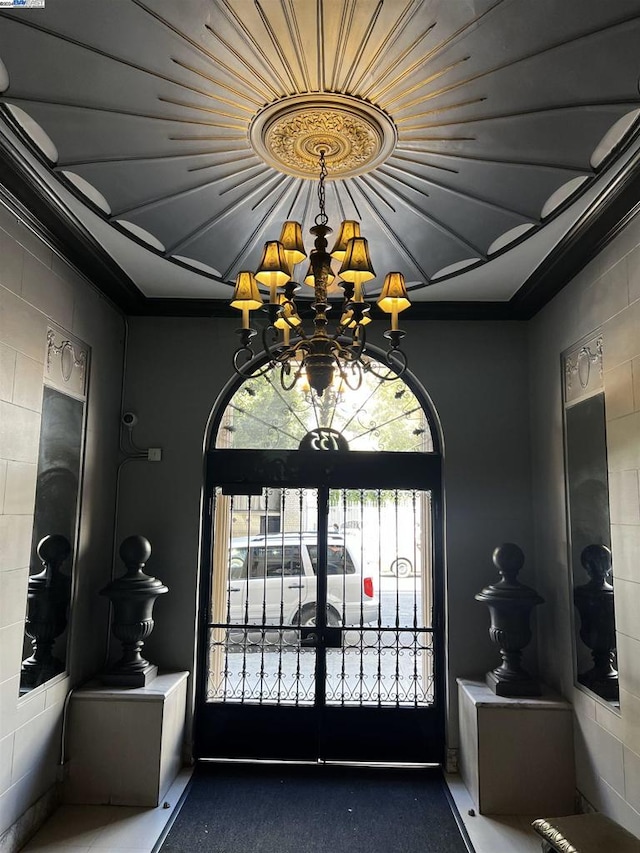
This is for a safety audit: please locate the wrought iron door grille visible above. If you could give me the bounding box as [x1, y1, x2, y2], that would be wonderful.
[207, 628, 316, 705]
[206, 486, 435, 708]
[325, 629, 434, 706]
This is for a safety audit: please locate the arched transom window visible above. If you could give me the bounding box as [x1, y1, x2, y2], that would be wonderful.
[213, 356, 433, 453]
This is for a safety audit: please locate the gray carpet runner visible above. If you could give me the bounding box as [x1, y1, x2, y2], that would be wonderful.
[157, 763, 472, 853]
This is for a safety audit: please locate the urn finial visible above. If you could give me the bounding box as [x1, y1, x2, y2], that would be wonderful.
[101, 536, 168, 688]
[574, 544, 617, 701]
[476, 544, 544, 696]
[119, 535, 152, 571]
[21, 534, 72, 690]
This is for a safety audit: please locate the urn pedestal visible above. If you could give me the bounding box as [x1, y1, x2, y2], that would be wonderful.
[573, 544, 618, 701]
[458, 679, 574, 815]
[476, 543, 544, 697]
[21, 534, 72, 690]
[100, 535, 168, 688]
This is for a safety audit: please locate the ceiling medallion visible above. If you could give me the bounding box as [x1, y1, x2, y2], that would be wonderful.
[249, 94, 397, 179]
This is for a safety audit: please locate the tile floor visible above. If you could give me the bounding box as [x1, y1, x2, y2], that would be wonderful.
[445, 773, 541, 853]
[19, 769, 541, 853]
[20, 770, 193, 853]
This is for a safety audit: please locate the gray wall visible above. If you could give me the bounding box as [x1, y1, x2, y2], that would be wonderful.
[0, 202, 123, 840]
[119, 315, 533, 752]
[530, 212, 640, 833]
[2, 166, 639, 836]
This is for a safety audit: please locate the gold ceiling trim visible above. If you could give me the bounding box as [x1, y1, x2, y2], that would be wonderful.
[249, 94, 397, 179]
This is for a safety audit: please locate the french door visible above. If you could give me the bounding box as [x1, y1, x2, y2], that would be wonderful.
[195, 449, 444, 764]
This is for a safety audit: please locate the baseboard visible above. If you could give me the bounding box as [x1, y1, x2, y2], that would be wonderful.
[446, 748, 459, 774]
[0, 783, 61, 853]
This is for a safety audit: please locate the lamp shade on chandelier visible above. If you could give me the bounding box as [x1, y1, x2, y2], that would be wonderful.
[231, 151, 411, 396]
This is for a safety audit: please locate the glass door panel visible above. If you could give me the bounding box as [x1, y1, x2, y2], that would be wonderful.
[206, 487, 318, 706]
[204, 487, 435, 715]
[324, 489, 435, 708]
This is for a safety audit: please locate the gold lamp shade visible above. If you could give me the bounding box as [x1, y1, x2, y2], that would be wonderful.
[279, 221, 306, 269]
[339, 236, 376, 287]
[231, 271, 263, 329]
[377, 272, 411, 313]
[377, 271, 410, 332]
[341, 289, 371, 329]
[274, 294, 301, 345]
[330, 220, 361, 262]
[303, 262, 335, 288]
[255, 240, 291, 302]
[340, 308, 372, 328]
[274, 295, 301, 329]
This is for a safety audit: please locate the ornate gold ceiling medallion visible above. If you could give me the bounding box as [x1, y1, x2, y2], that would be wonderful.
[249, 94, 397, 179]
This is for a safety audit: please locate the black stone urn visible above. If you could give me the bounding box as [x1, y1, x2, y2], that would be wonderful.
[100, 535, 168, 688]
[21, 534, 72, 690]
[574, 544, 618, 701]
[475, 543, 544, 696]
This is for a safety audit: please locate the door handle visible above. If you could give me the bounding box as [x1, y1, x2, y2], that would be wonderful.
[300, 630, 319, 647]
[299, 627, 342, 648]
[228, 586, 241, 592]
[287, 583, 303, 589]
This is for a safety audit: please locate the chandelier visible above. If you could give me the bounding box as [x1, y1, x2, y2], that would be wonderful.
[230, 151, 411, 396]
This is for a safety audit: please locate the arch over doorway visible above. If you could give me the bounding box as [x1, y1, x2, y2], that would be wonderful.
[196, 352, 445, 764]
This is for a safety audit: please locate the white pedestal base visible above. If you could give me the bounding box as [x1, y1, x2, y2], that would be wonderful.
[64, 671, 189, 807]
[458, 678, 575, 815]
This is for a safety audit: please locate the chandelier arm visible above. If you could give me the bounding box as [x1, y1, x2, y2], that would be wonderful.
[280, 360, 304, 391]
[281, 305, 309, 339]
[261, 323, 286, 362]
[385, 347, 409, 377]
[364, 347, 409, 381]
[332, 341, 358, 368]
[232, 345, 254, 374]
[337, 359, 364, 391]
[352, 339, 367, 362]
[362, 361, 396, 381]
[232, 347, 277, 380]
[332, 321, 350, 342]
[330, 327, 364, 355]
[347, 324, 367, 361]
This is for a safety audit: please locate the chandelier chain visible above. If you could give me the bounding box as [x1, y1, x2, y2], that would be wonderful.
[314, 149, 329, 227]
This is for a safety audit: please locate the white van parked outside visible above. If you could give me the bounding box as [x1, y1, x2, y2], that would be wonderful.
[227, 532, 378, 627]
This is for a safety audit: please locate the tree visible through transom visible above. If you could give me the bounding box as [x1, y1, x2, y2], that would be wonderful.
[214, 358, 432, 452]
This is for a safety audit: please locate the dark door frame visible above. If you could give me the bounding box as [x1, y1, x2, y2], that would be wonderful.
[194, 448, 445, 764]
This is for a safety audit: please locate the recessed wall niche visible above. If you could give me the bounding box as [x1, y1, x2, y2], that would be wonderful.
[562, 332, 618, 704]
[20, 326, 89, 694]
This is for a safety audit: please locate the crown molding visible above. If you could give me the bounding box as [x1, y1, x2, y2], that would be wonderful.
[0, 130, 144, 315]
[141, 298, 516, 321]
[510, 145, 640, 319]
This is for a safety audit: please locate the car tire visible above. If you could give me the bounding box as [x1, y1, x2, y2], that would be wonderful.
[390, 557, 413, 578]
[298, 605, 341, 627]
